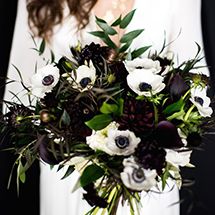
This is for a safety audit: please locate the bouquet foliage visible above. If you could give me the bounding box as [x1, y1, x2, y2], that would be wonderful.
[0, 10, 213, 215]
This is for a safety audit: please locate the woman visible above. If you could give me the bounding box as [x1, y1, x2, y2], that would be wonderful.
[4, 0, 206, 214]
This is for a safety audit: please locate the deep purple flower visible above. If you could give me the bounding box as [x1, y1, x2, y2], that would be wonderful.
[168, 73, 190, 101]
[135, 140, 166, 175]
[117, 96, 155, 136]
[155, 120, 184, 148]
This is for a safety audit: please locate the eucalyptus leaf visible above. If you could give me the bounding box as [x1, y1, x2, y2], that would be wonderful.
[96, 16, 117, 35]
[120, 29, 144, 44]
[90, 31, 117, 49]
[131, 46, 151, 59]
[85, 114, 113, 130]
[120, 9, 136, 29]
[119, 41, 132, 53]
[89, 31, 106, 38]
[111, 15, 122, 27]
[80, 164, 104, 187]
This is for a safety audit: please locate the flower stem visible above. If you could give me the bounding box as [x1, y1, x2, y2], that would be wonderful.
[184, 104, 195, 122]
[153, 104, 159, 125]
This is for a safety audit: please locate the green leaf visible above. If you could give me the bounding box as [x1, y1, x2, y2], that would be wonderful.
[120, 29, 144, 44]
[61, 166, 75, 180]
[96, 16, 117, 35]
[116, 98, 124, 116]
[100, 102, 118, 114]
[60, 109, 71, 127]
[17, 161, 26, 184]
[119, 41, 132, 53]
[85, 114, 113, 131]
[90, 31, 117, 49]
[80, 164, 104, 187]
[161, 169, 170, 190]
[89, 30, 106, 38]
[163, 98, 185, 115]
[120, 9, 136, 29]
[131, 46, 151, 58]
[39, 39, 46, 55]
[166, 109, 185, 121]
[111, 15, 122, 26]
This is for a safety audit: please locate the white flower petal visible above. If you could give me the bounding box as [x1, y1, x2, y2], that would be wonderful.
[124, 58, 161, 73]
[127, 69, 165, 96]
[190, 86, 213, 117]
[71, 61, 96, 91]
[106, 129, 140, 156]
[165, 148, 192, 168]
[30, 64, 60, 98]
[86, 122, 119, 155]
[120, 157, 157, 191]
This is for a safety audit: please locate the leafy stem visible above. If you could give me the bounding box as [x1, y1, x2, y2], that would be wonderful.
[184, 104, 195, 122]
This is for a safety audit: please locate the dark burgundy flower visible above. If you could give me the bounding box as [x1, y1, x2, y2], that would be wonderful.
[135, 140, 166, 175]
[5, 104, 33, 128]
[109, 61, 129, 89]
[41, 92, 58, 108]
[64, 92, 98, 138]
[77, 42, 113, 73]
[117, 96, 155, 136]
[154, 120, 184, 148]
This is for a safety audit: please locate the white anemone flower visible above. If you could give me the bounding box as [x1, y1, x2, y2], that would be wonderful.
[127, 69, 165, 97]
[106, 129, 141, 156]
[124, 58, 161, 74]
[30, 64, 60, 98]
[120, 157, 157, 191]
[70, 61, 96, 91]
[86, 122, 140, 156]
[165, 148, 192, 168]
[86, 122, 119, 155]
[190, 86, 213, 117]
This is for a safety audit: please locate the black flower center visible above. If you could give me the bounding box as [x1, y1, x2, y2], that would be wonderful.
[83, 108, 90, 115]
[132, 168, 145, 183]
[42, 75, 54, 86]
[115, 136, 129, 149]
[80, 77, 91, 88]
[139, 82, 152, 92]
[194, 96, 204, 106]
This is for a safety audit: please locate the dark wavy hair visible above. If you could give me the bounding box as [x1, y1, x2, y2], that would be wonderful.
[27, 0, 98, 39]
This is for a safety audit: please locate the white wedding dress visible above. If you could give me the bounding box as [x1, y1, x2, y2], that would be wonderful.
[5, 0, 206, 215]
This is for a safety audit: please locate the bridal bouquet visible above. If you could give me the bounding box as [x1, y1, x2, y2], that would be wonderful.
[0, 10, 213, 214]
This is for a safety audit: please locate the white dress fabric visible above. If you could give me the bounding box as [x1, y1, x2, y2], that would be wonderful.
[5, 0, 206, 215]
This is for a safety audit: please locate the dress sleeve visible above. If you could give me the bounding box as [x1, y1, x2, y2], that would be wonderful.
[168, 0, 208, 75]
